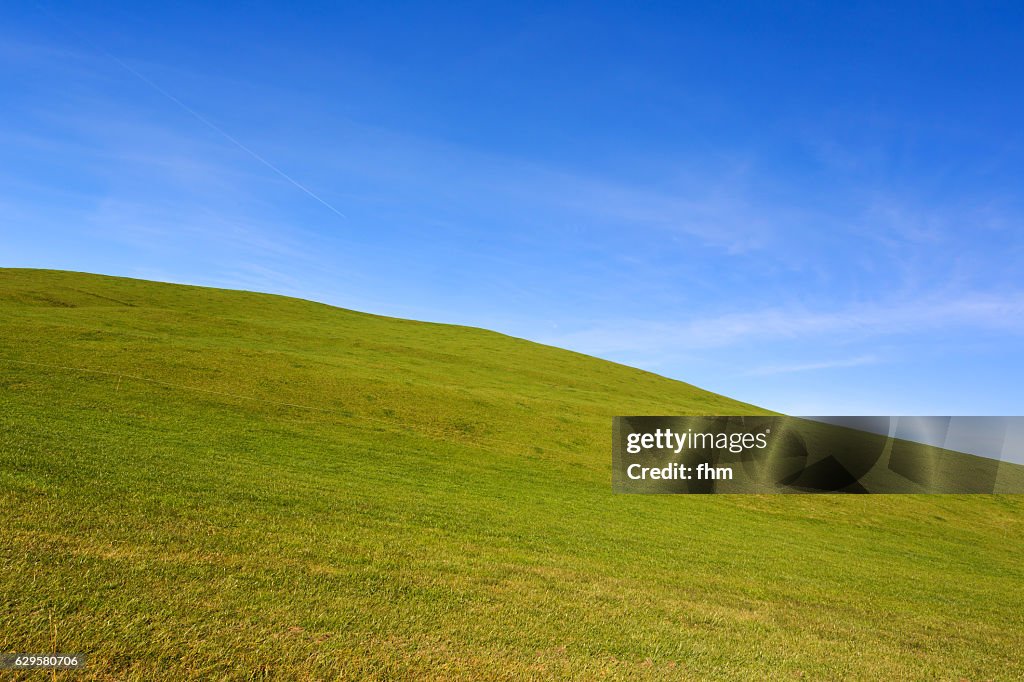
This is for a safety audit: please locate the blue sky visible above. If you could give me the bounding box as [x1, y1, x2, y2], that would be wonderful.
[3, 1, 1024, 416]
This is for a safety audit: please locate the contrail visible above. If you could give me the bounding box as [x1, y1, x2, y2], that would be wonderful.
[99, 53, 348, 219]
[34, 2, 348, 220]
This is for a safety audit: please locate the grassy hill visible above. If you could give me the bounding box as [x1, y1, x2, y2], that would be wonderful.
[1, 268, 1022, 680]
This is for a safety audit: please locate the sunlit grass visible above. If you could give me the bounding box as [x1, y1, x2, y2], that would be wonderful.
[1, 269, 1022, 680]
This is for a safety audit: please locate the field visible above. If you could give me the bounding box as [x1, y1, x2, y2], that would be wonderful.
[1, 268, 1022, 680]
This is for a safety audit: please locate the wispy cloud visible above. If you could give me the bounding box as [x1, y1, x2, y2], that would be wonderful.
[540, 293, 1024, 356]
[744, 354, 880, 376]
[303, 120, 784, 254]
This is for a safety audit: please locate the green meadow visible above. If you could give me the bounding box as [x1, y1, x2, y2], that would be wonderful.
[1, 268, 1022, 680]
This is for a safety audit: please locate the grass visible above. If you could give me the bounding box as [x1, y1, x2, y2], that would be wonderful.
[1, 268, 1022, 680]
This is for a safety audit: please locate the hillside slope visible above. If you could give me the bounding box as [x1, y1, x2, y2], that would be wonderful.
[2, 269, 1022, 680]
